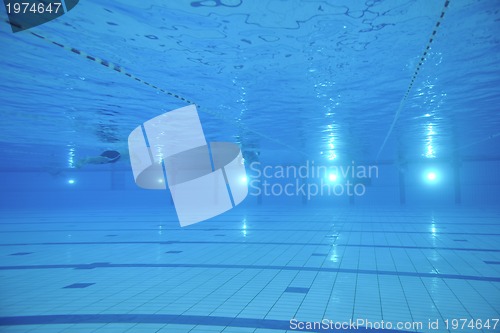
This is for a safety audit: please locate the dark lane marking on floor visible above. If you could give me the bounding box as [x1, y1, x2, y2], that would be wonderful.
[0, 241, 499, 252]
[0, 314, 416, 332]
[0, 262, 498, 282]
[63, 283, 95, 289]
[1, 219, 499, 225]
[0, 229, 499, 236]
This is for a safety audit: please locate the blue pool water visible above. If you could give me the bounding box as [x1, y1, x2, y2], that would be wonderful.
[1, 0, 499, 332]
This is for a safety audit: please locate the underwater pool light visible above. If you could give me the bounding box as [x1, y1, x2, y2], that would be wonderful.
[328, 173, 338, 182]
[427, 172, 437, 181]
[423, 170, 439, 184]
[67, 179, 75, 185]
[241, 176, 248, 184]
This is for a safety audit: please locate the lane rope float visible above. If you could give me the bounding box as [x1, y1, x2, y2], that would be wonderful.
[376, 0, 451, 160]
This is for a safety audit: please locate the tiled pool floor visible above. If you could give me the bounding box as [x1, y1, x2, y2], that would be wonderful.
[0, 206, 499, 332]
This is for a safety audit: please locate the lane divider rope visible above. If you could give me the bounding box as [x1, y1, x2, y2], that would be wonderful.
[3, 19, 309, 158]
[376, 0, 451, 160]
[5, 19, 197, 105]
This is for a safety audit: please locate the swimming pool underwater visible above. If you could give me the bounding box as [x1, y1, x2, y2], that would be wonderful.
[0, 206, 499, 333]
[1, 0, 500, 332]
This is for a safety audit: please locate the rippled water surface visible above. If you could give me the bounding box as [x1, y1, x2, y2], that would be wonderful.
[1, 0, 499, 170]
